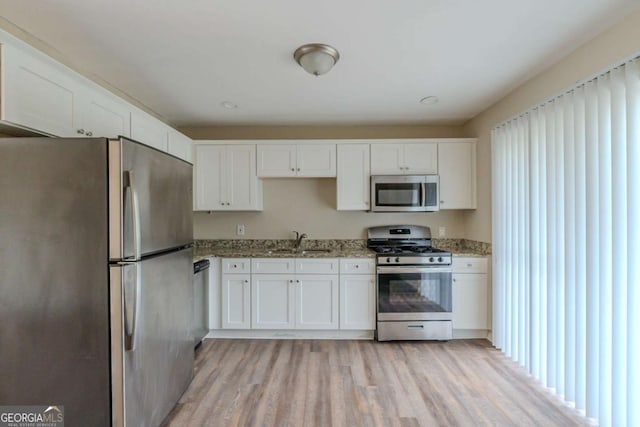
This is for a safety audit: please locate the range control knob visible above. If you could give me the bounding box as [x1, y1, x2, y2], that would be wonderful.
[395, 257, 400, 263]
[438, 257, 443, 262]
[386, 257, 391, 263]
[429, 257, 435, 262]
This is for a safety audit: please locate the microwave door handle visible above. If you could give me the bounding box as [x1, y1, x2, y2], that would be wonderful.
[420, 182, 427, 207]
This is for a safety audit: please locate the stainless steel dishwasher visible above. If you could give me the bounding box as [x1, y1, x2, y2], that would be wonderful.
[193, 259, 210, 348]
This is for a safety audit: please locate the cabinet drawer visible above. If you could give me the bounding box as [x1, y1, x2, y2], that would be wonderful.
[252, 258, 295, 274]
[452, 257, 488, 274]
[339, 258, 375, 275]
[222, 258, 251, 274]
[295, 258, 339, 274]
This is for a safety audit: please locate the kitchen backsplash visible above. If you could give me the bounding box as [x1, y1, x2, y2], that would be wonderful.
[195, 238, 491, 255]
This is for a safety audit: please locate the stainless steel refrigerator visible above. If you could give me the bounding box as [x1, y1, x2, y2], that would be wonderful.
[0, 137, 194, 426]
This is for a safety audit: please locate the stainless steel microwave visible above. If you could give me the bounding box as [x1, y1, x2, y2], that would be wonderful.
[370, 175, 439, 212]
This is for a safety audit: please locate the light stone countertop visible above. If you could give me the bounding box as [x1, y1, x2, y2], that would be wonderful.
[193, 247, 376, 262]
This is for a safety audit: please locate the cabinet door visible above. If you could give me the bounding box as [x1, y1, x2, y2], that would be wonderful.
[130, 110, 168, 152]
[452, 273, 488, 330]
[78, 86, 130, 138]
[296, 144, 336, 177]
[252, 275, 295, 329]
[438, 141, 477, 209]
[221, 274, 251, 329]
[168, 129, 193, 163]
[226, 145, 261, 210]
[194, 144, 225, 210]
[337, 144, 370, 210]
[257, 144, 296, 177]
[296, 275, 339, 329]
[339, 275, 375, 330]
[370, 143, 404, 175]
[403, 142, 438, 174]
[2, 44, 79, 137]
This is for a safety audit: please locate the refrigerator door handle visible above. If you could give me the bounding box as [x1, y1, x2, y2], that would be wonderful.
[125, 170, 142, 261]
[122, 263, 139, 351]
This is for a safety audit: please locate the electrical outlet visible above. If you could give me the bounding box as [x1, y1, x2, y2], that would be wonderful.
[236, 224, 245, 236]
[438, 226, 446, 237]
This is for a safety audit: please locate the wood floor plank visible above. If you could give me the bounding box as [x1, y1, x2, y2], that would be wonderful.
[163, 339, 588, 427]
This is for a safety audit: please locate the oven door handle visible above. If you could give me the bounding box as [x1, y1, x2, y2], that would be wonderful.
[377, 266, 452, 274]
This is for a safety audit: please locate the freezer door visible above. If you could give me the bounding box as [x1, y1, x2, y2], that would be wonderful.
[110, 137, 193, 261]
[110, 247, 194, 427]
[0, 138, 111, 425]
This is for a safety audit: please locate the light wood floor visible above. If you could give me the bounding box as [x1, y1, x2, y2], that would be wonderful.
[163, 339, 587, 427]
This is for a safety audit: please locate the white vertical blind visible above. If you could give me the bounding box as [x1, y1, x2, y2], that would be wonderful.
[492, 57, 640, 427]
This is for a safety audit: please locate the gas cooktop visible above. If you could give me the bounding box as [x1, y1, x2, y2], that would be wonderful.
[366, 225, 452, 266]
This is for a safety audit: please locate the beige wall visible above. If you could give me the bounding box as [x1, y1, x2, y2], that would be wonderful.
[463, 9, 640, 243]
[184, 125, 471, 239]
[194, 178, 466, 239]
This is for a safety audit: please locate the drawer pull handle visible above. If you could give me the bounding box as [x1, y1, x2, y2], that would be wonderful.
[407, 324, 424, 329]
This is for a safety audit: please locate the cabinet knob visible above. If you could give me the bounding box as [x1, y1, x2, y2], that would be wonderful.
[453, 278, 457, 282]
[296, 279, 300, 283]
[220, 202, 224, 205]
[226, 202, 230, 206]
[291, 168, 295, 172]
[289, 280, 293, 283]
[233, 264, 237, 268]
[355, 265, 359, 268]
[467, 263, 472, 267]
[440, 200, 445, 204]
[297, 168, 300, 172]
[76, 128, 85, 135]
[244, 280, 248, 284]
[86, 131, 93, 136]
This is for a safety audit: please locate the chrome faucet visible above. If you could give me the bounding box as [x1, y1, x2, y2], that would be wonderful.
[292, 230, 308, 252]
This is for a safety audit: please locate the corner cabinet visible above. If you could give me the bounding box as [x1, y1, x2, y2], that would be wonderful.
[257, 143, 336, 177]
[370, 141, 438, 175]
[337, 144, 370, 210]
[193, 143, 263, 211]
[438, 139, 477, 209]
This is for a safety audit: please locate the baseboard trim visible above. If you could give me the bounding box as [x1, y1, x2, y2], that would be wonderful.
[206, 329, 374, 340]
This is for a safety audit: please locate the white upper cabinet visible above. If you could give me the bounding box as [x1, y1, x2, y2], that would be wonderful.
[296, 144, 336, 177]
[337, 144, 370, 210]
[370, 141, 437, 175]
[257, 143, 336, 177]
[1, 43, 79, 137]
[438, 139, 477, 209]
[194, 143, 263, 211]
[168, 129, 193, 163]
[76, 83, 130, 138]
[130, 109, 168, 152]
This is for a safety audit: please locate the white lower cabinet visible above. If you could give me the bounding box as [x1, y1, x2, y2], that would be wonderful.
[251, 275, 295, 329]
[452, 257, 489, 330]
[296, 275, 339, 329]
[221, 273, 251, 329]
[220, 257, 375, 332]
[251, 258, 339, 330]
[339, 275, 375, 330]
[339, 258, 375, 330]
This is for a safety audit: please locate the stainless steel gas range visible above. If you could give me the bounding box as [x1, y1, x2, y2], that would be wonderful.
[367, 225, 453, 341]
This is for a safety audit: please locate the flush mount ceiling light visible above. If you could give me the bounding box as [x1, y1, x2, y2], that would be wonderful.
[220, 100, 238, 109]
[293, 43, 340, 76]
[420, 96, 439, 105]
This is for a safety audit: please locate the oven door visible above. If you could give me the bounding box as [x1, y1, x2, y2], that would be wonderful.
[377, 266, 452, 321]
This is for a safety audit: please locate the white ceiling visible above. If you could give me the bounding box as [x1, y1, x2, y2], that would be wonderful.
[0, 0, 638, 127]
